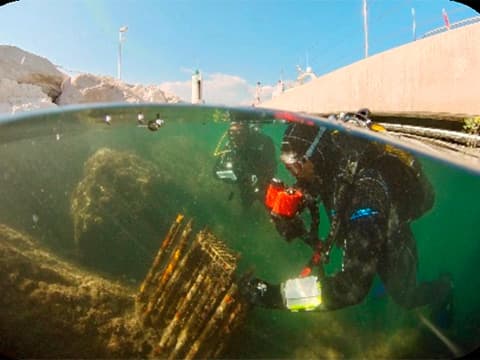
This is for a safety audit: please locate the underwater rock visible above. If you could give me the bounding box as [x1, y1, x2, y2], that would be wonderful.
[0, 216, 249, 359]
[71, 147, 172, 279]
[0, 223, 138, 358]
[291, 310, 452, 359]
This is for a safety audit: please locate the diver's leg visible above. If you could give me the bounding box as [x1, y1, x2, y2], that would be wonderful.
[378, 224, 451, 310]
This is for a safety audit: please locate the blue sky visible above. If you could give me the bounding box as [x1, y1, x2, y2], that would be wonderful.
[0, 0, 478, 105]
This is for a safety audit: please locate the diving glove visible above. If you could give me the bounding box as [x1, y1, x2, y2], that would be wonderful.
[239, 275, 323, 312]
[238, 276, 284, 309]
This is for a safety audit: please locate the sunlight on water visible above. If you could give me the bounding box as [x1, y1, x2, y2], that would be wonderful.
[0, 104, 479, 358]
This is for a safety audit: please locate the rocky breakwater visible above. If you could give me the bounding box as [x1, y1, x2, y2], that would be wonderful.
[0, 45, 181, 115]
[0, 45, 65, 113]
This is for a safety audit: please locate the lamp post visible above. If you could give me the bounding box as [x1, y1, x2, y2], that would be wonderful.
[117, 26, 128, 80]
[412, 8, 417, 41]
[363, 0, 368, 58]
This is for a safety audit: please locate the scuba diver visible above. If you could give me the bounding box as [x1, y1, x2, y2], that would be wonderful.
[241, 109, 453, 327]
[214, 121, 276, 208]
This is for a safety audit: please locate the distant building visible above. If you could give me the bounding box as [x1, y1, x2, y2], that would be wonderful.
[191, 69, 203, 104]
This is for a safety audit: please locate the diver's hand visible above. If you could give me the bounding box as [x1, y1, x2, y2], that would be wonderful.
[238, 276, 284, 309]
[239, 277, 266, 305]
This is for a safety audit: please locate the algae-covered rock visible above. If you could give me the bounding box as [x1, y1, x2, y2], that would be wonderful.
[0, 223, 145, 358]
[71, 147, 173, 279]
[291, 311, 449, 359]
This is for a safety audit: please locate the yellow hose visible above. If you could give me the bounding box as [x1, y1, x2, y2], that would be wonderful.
[213, 130, 230, 157]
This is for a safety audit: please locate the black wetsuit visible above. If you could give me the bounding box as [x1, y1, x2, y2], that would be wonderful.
[273, 125, 450, 311]
[215, 129, 276, 208]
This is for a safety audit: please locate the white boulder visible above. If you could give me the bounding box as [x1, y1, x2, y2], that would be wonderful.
[56, 73, 182, 105]
[56, 74, 126, 105]
[0, 45, 66, 99]
[0, 78, 57, 114]
[0, 45, 182, 115]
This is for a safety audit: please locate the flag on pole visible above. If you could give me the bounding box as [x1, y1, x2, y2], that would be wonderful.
[411, 8, 416, 40]
[442, 8, 450, 30]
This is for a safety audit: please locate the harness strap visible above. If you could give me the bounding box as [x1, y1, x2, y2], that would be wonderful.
[304, 127, 325, 160]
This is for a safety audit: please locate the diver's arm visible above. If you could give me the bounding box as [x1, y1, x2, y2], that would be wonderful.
[266, 168, 391, 312]
[320, 216, 384, 310]
[304, 193, 320, 248]
[321, 168, 390, 310]
[263, 135, 277, 179]
[249, 214, 384, 312]
[251, 134, 277, 192]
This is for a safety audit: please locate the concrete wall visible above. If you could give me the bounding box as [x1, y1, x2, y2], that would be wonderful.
[262, 22, 480, 117]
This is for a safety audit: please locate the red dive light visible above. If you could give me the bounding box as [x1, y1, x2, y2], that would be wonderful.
[265, 178, 304, 218]
[271, 188, 303, 218]
[265, 178, 285, 210]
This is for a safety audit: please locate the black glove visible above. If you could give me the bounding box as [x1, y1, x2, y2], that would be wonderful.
[238, 276, 285, 309]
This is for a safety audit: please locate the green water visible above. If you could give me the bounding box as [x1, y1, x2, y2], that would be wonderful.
[0, 104, 479, 358]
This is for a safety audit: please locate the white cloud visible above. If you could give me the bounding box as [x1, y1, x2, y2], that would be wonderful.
[158, 80, 191, 103]
[159, 72, 276, 106]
